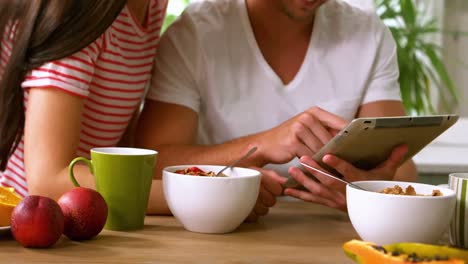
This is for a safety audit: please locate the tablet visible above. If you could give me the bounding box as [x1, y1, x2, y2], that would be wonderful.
[283, 114, 459, 188]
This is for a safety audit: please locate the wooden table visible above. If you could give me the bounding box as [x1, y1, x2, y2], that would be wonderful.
[0, 201, 358, 263]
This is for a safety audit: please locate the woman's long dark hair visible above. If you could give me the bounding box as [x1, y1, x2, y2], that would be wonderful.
[0, 0, 127, 171]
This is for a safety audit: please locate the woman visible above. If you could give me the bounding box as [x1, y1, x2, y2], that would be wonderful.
[0, 0, 167, 213]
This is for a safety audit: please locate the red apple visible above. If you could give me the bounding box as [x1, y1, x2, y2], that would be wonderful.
[58, 187, 108, 241]
[11, 195, 64, 248]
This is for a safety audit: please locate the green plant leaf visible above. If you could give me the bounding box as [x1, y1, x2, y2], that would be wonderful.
[162, 14, 178, 32]
[162, 0, 191, 32]
[426, 67, 450, 113]
[422, 45, 458, 100]
[376, 0, 461, 114]
[400, 0, 416, 28]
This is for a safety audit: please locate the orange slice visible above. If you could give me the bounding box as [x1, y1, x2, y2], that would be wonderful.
[0, 187, 22, 226]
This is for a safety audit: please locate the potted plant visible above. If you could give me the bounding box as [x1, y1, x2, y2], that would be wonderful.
[376, 0, 459, 114]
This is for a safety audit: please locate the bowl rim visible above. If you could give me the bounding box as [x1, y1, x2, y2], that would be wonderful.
[346, 180, 455, 199]
[162, 165, 261, 179]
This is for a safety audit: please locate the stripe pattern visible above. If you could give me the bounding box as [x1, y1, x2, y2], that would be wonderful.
[0, 21, 17, 80]
[0, 1, 167, 197]
[449, 174, 468, 248]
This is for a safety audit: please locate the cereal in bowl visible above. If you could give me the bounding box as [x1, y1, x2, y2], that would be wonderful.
[379, 185, 443, 196]
[174, 166, 227, 177]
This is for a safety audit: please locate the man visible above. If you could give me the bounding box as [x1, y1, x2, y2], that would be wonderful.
[137, 0, 417, 219]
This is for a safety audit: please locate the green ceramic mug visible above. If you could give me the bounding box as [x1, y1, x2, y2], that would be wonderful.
[69, 147, 157, 231]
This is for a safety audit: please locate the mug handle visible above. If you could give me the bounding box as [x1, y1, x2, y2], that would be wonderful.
[69, 157, 93, 187]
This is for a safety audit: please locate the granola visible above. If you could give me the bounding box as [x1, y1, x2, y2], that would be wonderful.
[379, 185, 443, 196]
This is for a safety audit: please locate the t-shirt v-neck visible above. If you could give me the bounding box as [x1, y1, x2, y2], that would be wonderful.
[237, 0, 318, 92]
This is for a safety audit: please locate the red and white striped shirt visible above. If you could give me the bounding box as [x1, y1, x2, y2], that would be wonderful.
[0, 0, 167, 197]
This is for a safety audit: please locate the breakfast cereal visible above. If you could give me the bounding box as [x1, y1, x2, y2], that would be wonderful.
[174, 166, 227, 177]
[379, 185, 443, 196]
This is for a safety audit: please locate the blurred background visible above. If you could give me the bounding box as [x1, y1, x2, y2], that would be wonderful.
[162, 0, 468, 182]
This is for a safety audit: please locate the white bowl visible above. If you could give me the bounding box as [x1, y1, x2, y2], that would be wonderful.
[347, 181, 456, 245]
[163, 165, 261, 234]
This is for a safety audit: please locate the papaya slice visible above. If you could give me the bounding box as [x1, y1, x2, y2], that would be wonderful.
[343, 240, 464, 264]
[385, 243, 468, 262]
[0, 186, 22, 226]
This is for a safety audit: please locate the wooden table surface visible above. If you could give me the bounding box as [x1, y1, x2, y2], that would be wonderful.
[0, 200, 358, 263]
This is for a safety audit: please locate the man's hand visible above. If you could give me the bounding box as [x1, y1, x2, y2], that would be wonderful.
[256, 107, 347, 165]
[321, 144, 409, 182]
[283, 145, 409, 211]
[245, 167, 287, 222]
[283, 164, 347, 210]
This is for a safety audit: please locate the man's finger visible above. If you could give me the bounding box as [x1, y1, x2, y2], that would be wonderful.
[254, 168, 286, 196]
[297, 112, 334, 146]
[288, 166, 339, 202]
[296, 123, 324, 153]
[322, 154, 363, 182]
[254, 201, 269, 216]
[258, 185, 276, 207]
[307, 106, 348, 131]
[299, 156, 342, 188]
[376, 144, 409, 170]
[283, 187, 345, 210]
[245, 211, 258, 223]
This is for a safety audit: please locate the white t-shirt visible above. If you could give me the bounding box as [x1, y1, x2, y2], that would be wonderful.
[147, 0, 401, 176]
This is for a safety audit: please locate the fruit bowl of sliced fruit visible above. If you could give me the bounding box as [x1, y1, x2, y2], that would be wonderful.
[0, 187, 22, 235]
[162, 165, 261, 234]
[343, 239, 468, 264]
